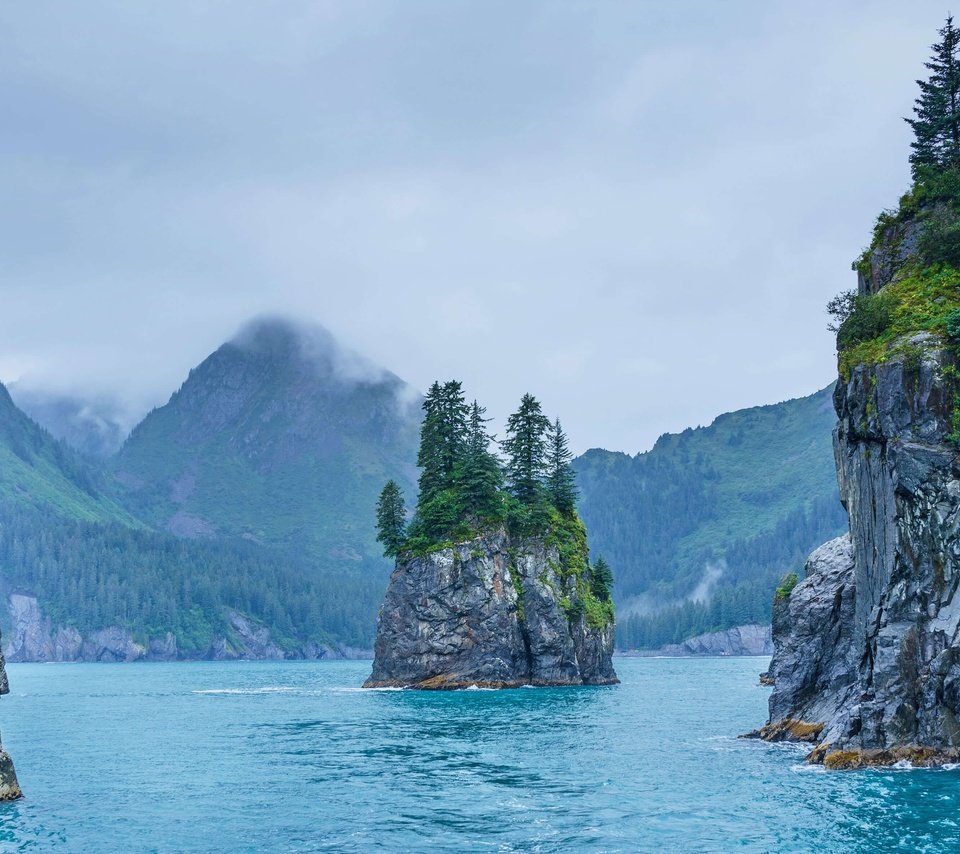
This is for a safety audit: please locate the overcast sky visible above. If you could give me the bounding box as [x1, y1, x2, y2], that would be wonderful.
[0, 1, 949, 453]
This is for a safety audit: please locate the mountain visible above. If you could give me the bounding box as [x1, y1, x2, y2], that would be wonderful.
[573, 384, 848, 648]
[0, 316, 846, 657]
[112, 317, 421, 567]
[0, 317, 422, 656]
[0, 383, 133, 524]
[7, 385, 129, 459]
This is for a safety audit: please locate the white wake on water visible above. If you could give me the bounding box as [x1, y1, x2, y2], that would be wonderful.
[191, 686, 299, 695]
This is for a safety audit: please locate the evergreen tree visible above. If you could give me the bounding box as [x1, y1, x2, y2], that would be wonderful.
[459, 401, 504, 520]
[502, 394, 551, 504]
[416, 381, 470, 505]
[546, 417, 578, 513]
[412, 380, 470, 540]
[907, 16, 960, 177]
[416, 382, 446, 505]
[591, 554, 614, 602]
[375, 480, 407, 556]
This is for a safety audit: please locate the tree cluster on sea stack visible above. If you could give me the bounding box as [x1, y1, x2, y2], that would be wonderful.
[376, 381, 609, 592]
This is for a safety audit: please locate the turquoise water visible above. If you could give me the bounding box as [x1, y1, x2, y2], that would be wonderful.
[0, 658, 958, 852]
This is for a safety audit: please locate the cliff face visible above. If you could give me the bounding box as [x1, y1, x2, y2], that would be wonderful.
[761, 340, 960, 765]
[364, 529, 618, 689]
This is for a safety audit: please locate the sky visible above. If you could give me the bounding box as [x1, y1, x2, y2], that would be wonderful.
[0, 1, 950, 453]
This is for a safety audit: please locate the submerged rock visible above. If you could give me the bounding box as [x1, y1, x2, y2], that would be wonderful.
[758, 343, 960, 767]
[364, 529, 618, 689]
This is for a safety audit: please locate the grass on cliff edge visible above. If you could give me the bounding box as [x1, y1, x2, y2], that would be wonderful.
[838, 264, 960, 380]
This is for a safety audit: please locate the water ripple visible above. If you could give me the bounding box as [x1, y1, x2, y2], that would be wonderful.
[0, 659, 958, 851]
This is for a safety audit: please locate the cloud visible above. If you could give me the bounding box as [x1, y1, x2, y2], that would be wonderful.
[0, 1, 947, 453]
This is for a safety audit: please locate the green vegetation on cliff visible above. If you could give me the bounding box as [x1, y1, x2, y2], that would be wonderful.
[834, 266, 960, 379]
[823, 16, 960, 461]
[832, 17, 960, 390]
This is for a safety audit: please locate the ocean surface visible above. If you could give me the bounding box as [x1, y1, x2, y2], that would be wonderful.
[0, 658, 958, 852]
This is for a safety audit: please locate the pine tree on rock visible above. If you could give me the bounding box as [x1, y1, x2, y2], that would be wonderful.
[459, 401, 504, 521]
[375, 480, 407, 557]
[416, 381, 470, 506]
[413, 380, 470, 540]
[502, 394, 551, 505]
[907, 15, 960, 176]
[546, 417, 578, 514]
[591, 555, 614, 603]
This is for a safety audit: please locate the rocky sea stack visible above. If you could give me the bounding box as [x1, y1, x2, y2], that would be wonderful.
[366, 380, 618, 690]
[750, 101, 960, 765]
[364, 529, 618, 689]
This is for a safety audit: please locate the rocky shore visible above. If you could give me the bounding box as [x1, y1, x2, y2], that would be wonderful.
[2, 594, 369, 662]
[620, 624, 772, 657]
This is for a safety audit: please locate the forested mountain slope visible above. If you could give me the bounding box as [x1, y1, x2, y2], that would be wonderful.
[0, 320, 421, 655]
[574, 384, 848, 648]
[0, 383, 134, 524]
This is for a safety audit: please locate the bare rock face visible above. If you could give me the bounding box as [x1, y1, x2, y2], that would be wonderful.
[364, 529, 618, 689]
[857, 215, 924, 295]
[765, 536, 857, 729]
[0, 630, 22, 800]
[657, 624, 772, 657]
[760, 342, 960, 765]
[221, 610, 287, 660]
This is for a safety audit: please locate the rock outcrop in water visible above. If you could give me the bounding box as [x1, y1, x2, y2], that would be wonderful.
[0, 630, 22, 800]
[754, 327, 960, 767]
[364, 529, 618, 689]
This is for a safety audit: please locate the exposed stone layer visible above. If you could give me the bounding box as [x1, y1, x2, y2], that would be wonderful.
[760, 342, 960, 766]
[364, 529, 618, 689]
[2, 594, 367, 662]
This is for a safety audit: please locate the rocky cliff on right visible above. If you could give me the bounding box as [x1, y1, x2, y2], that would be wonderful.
[755, 175, 960, 768]
[754, 17, 960, 767]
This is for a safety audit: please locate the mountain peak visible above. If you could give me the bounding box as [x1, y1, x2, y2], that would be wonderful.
[115, 315, 421, 568]
[225, 315, 396, 389]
